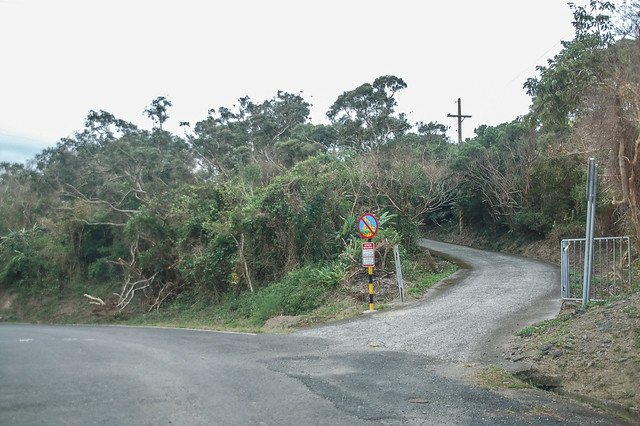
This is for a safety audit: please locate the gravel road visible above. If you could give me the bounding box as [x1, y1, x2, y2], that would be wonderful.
[298, 239, 562, 362]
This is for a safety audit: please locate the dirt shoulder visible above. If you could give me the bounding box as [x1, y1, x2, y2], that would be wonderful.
[504, 292, 640, 421]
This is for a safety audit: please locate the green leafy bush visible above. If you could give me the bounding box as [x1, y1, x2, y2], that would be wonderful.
[512, 210, 553, 237]
[0, 225, 68, 293]
[250, 263, 345, 323]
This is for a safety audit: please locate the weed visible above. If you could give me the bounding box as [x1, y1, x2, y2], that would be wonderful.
[407, 263, 457, 297]
[516, 314, 570, 337]
[474, 366, 531, 389]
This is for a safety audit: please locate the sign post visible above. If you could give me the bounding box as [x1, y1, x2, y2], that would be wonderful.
[393, 245, 404, 302]
[357, 214, 379, 312]
[582, 158, 598, 306]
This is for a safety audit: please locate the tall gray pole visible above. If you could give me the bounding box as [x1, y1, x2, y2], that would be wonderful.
[582, 158, 597, 306]
[447, 98, 472, 144]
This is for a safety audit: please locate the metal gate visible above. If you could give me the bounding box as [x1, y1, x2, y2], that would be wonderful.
[561, 236, 632, 301]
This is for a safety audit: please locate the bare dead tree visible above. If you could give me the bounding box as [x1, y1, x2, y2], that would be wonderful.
[233, 233, 254, 293]
[570, 40, 640, 240]
[110, 238, 159, 312]
[464, 136, 538, 223]
[355, 150, 459, 229]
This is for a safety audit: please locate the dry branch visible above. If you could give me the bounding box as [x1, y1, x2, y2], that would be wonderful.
[83, 294, 106, 306]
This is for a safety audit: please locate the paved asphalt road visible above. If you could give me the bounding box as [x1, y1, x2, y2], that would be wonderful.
[0, 241, 625, 425]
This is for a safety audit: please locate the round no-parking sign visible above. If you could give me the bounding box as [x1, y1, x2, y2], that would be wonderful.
[357, 213, 379, 239]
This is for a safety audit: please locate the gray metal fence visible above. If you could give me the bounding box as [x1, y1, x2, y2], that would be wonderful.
[561, 236, 632, 301]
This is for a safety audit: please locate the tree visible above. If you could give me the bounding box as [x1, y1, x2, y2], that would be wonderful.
[31, 109, 196, 310]
[615, 0, 640, 39]
[363, 144, 459, 243]
[524, 1, 616, 133]
[274, 124, 334, 166]
[191, 91, 312, 176]
[525, 0, 640, 240]
[144, 96, 172, 130]
[0, 163, 37, 234]
[571, 38, 640, 238]
[327, 75, 411, 152]
[82, 110, 139, 143]
[453, 120, 538, 229]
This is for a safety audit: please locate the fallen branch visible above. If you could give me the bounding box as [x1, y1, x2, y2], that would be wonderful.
[83, 294, 106, 306]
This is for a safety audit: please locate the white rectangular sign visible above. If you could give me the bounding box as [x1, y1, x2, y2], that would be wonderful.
[362, 242, 375, 267]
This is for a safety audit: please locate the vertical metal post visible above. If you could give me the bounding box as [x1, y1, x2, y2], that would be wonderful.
[393, 245, 404, 302]
[627, 237, 632, 291]
[598, 239, 603, 299]
[368, 238, 374, 311]
[582, 158, 597, 306]
[571, 241, 582, 297]
[619, 237, 623, 291]
[578, 241, 583, 297]
[561, 241, 566, 298]
[606, 238, 610, 295]
[611, 239, 618, 294]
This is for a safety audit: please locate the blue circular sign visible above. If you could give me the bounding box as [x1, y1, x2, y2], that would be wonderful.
[357, 213, 379, 239]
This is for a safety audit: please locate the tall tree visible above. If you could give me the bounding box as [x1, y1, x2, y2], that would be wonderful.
[524, 1, 616, 133]
[0, 162, 37, 233]
[327, 75, 411, 152]
[191, 91, 311, 176]
[615, 0, 640, 39]
[453, 120, 538, 227]
[144, 96, 172, 130]
[526, 1, 640, 240]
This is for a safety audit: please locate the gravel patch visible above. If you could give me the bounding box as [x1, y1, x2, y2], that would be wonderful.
[297, 239, 562, 363]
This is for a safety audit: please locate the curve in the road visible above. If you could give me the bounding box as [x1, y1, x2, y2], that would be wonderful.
[298, 239, 562, 362]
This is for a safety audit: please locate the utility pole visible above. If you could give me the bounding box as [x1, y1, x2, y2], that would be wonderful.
[447, 98, 472, 144]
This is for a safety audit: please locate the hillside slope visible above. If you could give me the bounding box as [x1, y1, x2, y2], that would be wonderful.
[505, 291, 640, 421]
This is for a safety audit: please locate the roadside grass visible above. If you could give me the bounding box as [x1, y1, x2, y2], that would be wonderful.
[117, 262, 355, 332]
[2, 254, 459, 333]
[474, 366, 531, 389]
[517, 283, 640, 339]
[406, 263, 458, 298]
[516, 312, 573, 337]
[0, 279, 120, 324]
[120, 256, 458, 332]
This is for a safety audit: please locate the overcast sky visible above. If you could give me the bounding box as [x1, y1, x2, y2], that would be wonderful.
[0, 0, 594, 163]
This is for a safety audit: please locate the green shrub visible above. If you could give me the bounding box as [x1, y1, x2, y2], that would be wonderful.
[87, 257, 121, 282]
[250, 263, 345, 323]
[512, 210, 553, 237]
[0, 225, 68, 293]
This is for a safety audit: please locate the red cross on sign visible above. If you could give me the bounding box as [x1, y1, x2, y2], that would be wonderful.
[357, 213, 379, 239]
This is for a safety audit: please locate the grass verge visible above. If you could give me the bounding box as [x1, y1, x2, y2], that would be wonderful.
[1, 254, 459, 333]
[474, 366, 531, 389]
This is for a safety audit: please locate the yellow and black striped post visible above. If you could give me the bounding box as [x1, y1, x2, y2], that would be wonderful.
[368, 238, 374, 311]
[368, 266, 374, 311]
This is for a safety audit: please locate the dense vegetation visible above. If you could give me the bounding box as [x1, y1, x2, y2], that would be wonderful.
[1, 2, 638, 324]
